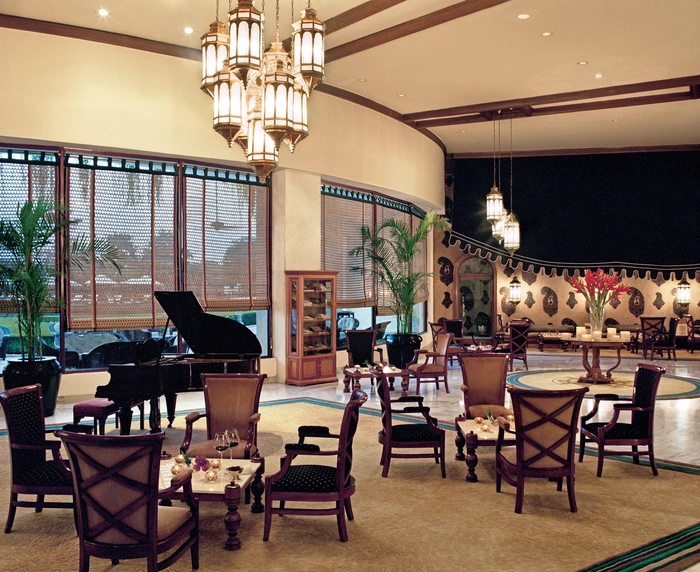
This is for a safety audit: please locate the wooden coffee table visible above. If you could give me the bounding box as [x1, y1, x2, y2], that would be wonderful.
[454, 416, 515, 483]
[159, 457, 265, 551]
[342, 365, 410, 397]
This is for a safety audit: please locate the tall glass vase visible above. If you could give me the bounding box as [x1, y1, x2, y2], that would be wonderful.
[589, 303, 605, 333]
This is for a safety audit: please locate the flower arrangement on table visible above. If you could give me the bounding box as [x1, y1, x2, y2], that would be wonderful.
[570, 268, 632, 332]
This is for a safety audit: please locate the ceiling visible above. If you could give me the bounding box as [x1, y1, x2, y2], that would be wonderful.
[1, 0, 699, 155]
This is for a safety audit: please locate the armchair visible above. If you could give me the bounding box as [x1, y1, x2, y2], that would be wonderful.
[441, 318, 467, 364]
[263, 390, 368, 542]
[407, 331, 452, 395]
[376, 370, 445, 478]
[637, 316, 666, 358]
[458, 353, 512, 419]
[180, 373, 266, 460]
[496, 386, 588, 514]
[648, 317, 678, 361]
[579, 363, 665, 477]
[502, 320, 530, 371]
[56, 431, 199, 572]
[686, 315, 697, 353]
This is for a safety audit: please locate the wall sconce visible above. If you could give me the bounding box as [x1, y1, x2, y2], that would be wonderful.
[509, 277, 522, 304]
[677, 276, 691, 305]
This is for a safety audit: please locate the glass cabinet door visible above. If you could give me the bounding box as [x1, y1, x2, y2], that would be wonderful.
[302, 278, 333, 355]
[290, 281, 298, 354]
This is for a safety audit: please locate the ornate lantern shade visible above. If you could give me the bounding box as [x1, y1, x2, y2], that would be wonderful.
[284, 85, 308, 152]
[247, 114, 279, 181]
[201, 20, 229, 97]
[213, 70, 244, 146]
[261, 43, 296, 146]
[503, 212, 520, 254]
[486, 185, 504, 224]
[677, 276, 691, 304]
[228, 0, 263, 87]
[509, 277, 522, 303]
[492, 207, 507, 243]
[292, 8, 325, 92]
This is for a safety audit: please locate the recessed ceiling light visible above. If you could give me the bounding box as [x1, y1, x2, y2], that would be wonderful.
[541, 31, 552, 37]
[358, 78, 367, 83]
[612, 119, 620, 122]
[460, 130, 467, 133]
[98, 8, 109, 17]
[397, 94, 406, 98]
[578, 61, 589, 66]
[184, 26, 194, 35]
[518, 13, 531, 20]
[594, 73, 603, 79]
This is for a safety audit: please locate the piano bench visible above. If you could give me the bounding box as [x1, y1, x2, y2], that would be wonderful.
[73, 398, 145, 435]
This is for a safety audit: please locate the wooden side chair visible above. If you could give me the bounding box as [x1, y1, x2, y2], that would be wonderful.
[506, 320, 531, 371]
[496, 386, 589, 514]
[375, 371, 446, 478]
[638, 316, 666, 358]
[429, 321, 446, 350]
[263, 390, 368, 542]
[56, 431, 199, 571]
[441, 318, 466, 364]
[458, 353, 512, 419]
[686, 315, 696, 353]
[407, 331, 452, 395]
[579, 363, 665, 477]
[648, 317, 678, 361]
[181, 373, 266, 459]
[345, 329, 384, 386]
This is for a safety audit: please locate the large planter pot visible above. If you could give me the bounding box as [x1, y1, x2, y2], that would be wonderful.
[385, 333, 423, 369]
[2, 357, 61, 417]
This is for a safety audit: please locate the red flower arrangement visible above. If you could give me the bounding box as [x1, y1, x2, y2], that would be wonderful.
[570, 269, 632, 330]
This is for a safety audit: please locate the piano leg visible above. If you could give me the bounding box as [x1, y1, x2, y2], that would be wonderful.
[165, 393, 178, 428]
[117, 406, 133, 436]
[149, 397, 162, 433]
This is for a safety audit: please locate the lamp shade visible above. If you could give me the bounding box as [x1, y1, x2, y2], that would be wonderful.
[247, 115, 279, 182]
[201, 20, 229, 97]
[261, 43, 296, 146]
[503, 212, 520, 254]
[492, 207, 507, 243]
[292, 8, 325, 92]
[284, 84, 309, 152]
[509, 277, 522, 303]
[213, 70, 244, 146]
[228, 0, 263, 87]
[486, 185, 504, 224]
[677, 276, 691, 304]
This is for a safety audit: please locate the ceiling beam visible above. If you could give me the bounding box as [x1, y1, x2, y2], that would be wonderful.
[325, 0, 512, 63]
[453, 144, 700, 159]
[404, 75, 700, 121]
[325, 0, 408, 35]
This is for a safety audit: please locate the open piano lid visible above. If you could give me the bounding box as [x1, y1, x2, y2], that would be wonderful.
[154, 291, 262, 357]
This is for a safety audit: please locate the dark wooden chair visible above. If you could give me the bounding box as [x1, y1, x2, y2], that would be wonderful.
[56, 430, 199, 572]
[496, 386, 589, 514]
[429, 321, 445, 350]
[0, 384, 92, 533]
[504, 320, 530, 371]
[637, 316, 666, 358]
[493, 313, 509, 347]
[263, 390, 368, 542]
[686, 315, 697, 353]
[648, 317, 678, 361]
[181, 373, 266, 460]
[345, 329, 384, 386]
[458, 353, 512, 419]
[375, 370, 445, 478]
[407, 331, 452, 395]
[440, 318, 467, 364]
[579, 362, 665, 477]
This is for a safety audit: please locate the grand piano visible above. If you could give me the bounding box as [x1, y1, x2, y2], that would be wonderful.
[96, 291, 262, 435]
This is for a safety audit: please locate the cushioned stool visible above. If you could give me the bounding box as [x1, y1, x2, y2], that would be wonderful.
[73, 398, 145, 435]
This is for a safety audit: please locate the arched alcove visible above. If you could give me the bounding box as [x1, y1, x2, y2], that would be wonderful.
[454, 255, 496, 338]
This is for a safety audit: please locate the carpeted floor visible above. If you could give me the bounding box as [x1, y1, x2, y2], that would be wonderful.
[508, 370, 700, 400]
[1, 398, 699, 572]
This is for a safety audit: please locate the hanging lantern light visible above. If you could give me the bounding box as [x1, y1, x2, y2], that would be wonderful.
[509, 276, 522, 304]
[261, 42, 296, 146]
[201, 19, 230, 97]
[213, 69, 244, 145]
[503, 212, 520, 254]
[284, 83, 308, 152]
[247, 105, 279, 181]
[292, 5, 325, 92]
[228, 0, 264, 88]
[492, 207, 507, 243]
[486, 186, 504, 225]
[677, 276, 691, 305]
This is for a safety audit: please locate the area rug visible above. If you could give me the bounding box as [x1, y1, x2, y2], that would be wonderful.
[508, 370, 700, 400]
[1, 399, 699, 572]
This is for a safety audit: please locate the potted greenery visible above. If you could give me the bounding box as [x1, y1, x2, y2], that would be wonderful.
[0, 199, 120, 416]
[350, 211, 450, 368]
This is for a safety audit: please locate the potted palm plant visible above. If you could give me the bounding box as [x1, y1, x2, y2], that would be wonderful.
[0, 199, 120, 416]
[350, 211, 450, 368]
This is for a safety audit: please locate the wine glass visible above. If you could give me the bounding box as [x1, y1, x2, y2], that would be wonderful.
[227, 428, 240, 461]
[214, 432, 229, 461]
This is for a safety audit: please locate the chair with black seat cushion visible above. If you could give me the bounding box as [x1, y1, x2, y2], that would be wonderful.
[648, 317, 678, 361]
[406, 331, 452, 395]
[0, 384, 93, 533]
[375, 370, 445, 478]
[345, 329, 384, 386]
[458, 353, 512, 419]
[441, 318, 466, 364]
[263, 390, 368, 542]
[637, 316, 666, 358]
[180, 373, 266, 460]
[579, 362, 665, 477]
[496, 386, 588, 514]
[56, 430, 199, 572]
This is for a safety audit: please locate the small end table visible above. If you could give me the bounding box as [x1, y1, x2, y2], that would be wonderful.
[342, 366, 410, 396]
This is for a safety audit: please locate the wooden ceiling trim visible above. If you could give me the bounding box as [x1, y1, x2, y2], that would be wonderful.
[325, 0, 408, 35]
[453, 145, 700, 158]
[0, 14, 200, 61]
[404, 75, 700, 121]
[325, 0, 512, 63]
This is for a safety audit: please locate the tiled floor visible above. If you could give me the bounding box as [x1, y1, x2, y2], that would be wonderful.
[3, 351, 700, 466]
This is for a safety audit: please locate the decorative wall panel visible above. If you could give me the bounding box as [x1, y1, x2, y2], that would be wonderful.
[541, 287, 558, 318]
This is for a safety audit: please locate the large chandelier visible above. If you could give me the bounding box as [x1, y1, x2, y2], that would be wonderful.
[201, 0, 325, 181]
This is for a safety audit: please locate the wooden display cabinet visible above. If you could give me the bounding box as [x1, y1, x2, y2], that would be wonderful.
[285, 270, 338, 386]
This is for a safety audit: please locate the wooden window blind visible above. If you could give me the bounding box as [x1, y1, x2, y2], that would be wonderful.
[375, 199, 412, 314]
[412, 212, 429, 304]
